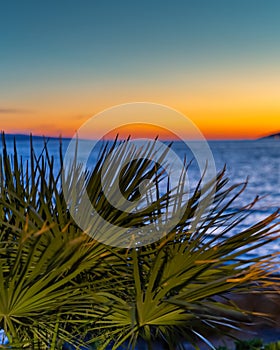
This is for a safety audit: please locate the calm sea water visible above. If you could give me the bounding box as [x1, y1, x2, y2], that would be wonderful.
[1, 135, 280, 260]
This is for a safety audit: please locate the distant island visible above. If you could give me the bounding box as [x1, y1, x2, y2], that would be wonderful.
[258, 132, 280, 140]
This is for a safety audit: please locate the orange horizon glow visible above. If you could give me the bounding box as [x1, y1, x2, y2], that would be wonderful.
[2, 76, 279, 140]
[2, 125, 279, 141]
[2, 106, 279, 140]
[1, 61, 279, 141]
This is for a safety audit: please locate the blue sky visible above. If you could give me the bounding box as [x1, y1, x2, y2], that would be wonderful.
[1, 0, 280, 138]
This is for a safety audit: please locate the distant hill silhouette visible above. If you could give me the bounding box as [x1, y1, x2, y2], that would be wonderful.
[258, 132, 280, 140]
[0, 133, 69, 141]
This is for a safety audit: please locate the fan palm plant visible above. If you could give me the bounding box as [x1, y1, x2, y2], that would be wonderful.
[0, 133, 279, 349]
[0, 135, 111, 348]
[84, 176, 280, 350]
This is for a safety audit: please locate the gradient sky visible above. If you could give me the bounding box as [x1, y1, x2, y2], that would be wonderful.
[1, 0, 280, 139]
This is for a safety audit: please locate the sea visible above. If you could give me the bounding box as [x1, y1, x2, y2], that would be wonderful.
[1, 134, 280, 261]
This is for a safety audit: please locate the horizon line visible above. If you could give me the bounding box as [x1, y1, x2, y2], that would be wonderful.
[0, 131, 272, 142]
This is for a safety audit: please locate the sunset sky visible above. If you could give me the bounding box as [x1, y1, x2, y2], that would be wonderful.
[1, 0, 280, 139]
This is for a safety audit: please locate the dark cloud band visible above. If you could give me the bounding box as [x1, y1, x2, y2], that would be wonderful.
[0, 108, 32, 114]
